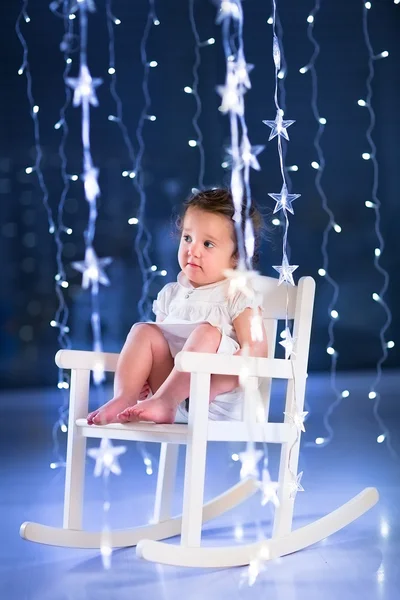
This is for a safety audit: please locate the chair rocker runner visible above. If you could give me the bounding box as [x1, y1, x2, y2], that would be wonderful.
[20, 276, 379, 568]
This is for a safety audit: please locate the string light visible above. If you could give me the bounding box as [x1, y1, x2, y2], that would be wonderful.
[216, 5, 278, 585]
[297, 0, 345, 452]
[18, 0, 76, 466]
[188, 0, 215, 188]
[361, 1, 396, 457]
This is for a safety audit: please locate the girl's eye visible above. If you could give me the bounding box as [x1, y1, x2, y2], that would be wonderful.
[183, 235, 191, 242]
[204, 241, 214, 248]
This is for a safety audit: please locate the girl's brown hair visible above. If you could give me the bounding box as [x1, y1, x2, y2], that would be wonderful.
[176, 188, 264, 264]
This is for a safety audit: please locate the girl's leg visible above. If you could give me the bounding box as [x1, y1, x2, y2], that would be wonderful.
[118, 323, 239, 424]
[88, 324, 174, 425]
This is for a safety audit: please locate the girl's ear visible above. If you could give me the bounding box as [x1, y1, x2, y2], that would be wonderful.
[231, 250, 239, 268]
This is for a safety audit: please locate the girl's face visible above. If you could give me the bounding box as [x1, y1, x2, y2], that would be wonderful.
[178, 207, 237, 287]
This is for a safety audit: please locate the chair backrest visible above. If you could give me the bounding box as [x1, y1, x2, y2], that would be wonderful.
[253, 275, 316, 420]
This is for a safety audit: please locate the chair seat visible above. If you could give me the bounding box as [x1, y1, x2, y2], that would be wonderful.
[75, 418, 293, 444]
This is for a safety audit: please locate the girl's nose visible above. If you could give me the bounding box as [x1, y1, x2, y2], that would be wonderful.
[190, 241, 202, 257]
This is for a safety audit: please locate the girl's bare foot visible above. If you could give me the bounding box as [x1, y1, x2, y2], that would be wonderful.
[87, 396, 135, 425]
[87, 383, 152, 425]
[117, 397, 177, 425]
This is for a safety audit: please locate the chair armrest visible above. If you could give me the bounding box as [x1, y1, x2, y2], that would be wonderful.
[55, 349, 120, 372]
[174, 351, 293, 380]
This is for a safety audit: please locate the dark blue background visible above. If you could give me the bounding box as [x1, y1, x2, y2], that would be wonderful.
[0, 0, 399, 388]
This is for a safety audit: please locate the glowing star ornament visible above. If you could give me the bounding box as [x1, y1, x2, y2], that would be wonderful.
[72, 246, 112, 291]
[66, 65, 102, 107]
[268, 183, 300, 215]
[87, 438, 127, 478]
[83, 166, 100, 203]
[287, 471, 304, 499]
[284, 408, 308, 433]
[250, 314, 264, 343]
[240, 135, 265, 171]
[224, 267, 260, 299]
[70, 0, 97, 12]
[217, 62, 243, 115]
[239, 444, 263, 479]
[227, 139, 264, 172]
[235, 49, 253, 90]
[216, 0, 242, 24]
[258, 468, 280, 507]
[263, 109, 295, 141]
[241, 544, 270, 587]
[279, 326, 296, 359]
[273, 256, 299, 286]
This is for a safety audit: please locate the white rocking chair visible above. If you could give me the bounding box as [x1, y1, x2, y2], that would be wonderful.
[20, 275, 378, 568]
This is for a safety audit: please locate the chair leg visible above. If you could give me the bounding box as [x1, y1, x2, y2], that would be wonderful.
[153, 443, 179, 523]
[63, 369, 90, 530]
[181, 373, 210, 547]
[273, 375, 305, 538]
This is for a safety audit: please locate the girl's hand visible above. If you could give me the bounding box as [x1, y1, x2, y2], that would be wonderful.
[139, 381, 151, 400]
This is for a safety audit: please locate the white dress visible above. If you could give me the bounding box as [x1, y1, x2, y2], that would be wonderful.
[148, 271, 262, 423]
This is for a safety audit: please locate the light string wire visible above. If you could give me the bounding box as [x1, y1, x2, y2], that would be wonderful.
[268, 0, 305, 505]
[68, 0, 111, 387]
[215, 0, 297, 584]
[188, 0, 206, 190]
[49, 0, 78, 467]
[131, 0, 166, 322]
[361, 1, 396, 458]
[16, 0, 73, 468]
[66, 1, 127, 569]
[298, 1, 343, 450]
[270, 12, 312, 426]
[105, 0, 159, 477]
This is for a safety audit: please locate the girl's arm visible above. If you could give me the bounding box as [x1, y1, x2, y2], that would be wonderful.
[209, 307, 268, 400]
[232, 307, 268, 358]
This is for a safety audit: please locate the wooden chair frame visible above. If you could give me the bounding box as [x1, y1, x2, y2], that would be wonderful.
[20, 276, 378, 568]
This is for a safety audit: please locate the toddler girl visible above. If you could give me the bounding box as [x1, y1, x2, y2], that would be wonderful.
[87, 188, 268, 426]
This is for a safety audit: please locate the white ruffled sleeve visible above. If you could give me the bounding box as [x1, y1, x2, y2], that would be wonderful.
[228, 290, 263, 322]
[152, 282, 175, 320]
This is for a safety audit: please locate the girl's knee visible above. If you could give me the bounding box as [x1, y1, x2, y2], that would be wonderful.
[191, 323, 222, 348]
[130, 323, 165, 342]
[195, 322, 220, 334]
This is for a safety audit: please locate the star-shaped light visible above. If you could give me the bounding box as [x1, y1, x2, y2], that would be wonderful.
[87, 438, 127, 478]
[250, 314, 264, 343]
[217, 60, 245, 115]
[268, 183, 300, 215]
[236, 48, 253, 90]
[258, 467, 280, 507]
[284, 408, 308, 433]
[66, 64, 102, 107]
[279, 326, 296, 359]
[72, 246, 112, 291]
[70, 0, 97, 13]
[263, 109, 295, 141]
[217, 78, 243, 116]
[287, 471, 304, 499]
[239, 444, 263, 479]
[240, 544, 270, 587]
[228, 135, 264, 172]
[224, 267, 260, 299]
[216, 0, 242, 24]
[83, 166, 100, 203]
[273, 256, 299, 286]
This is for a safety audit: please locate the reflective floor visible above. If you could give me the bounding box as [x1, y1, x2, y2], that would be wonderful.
[0, 370, 399, 600]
